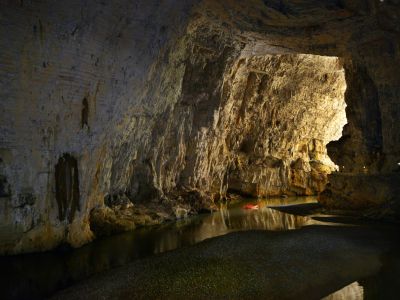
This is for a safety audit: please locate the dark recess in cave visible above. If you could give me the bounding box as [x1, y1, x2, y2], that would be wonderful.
[55, 153, 80, 222]
[81, 97, 89, 129]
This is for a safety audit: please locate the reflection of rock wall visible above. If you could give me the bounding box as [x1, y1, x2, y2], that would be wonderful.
[193, 54, 346, 198]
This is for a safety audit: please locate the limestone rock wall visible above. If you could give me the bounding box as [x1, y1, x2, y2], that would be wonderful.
[0, 0, 206, 254]
[0, 0, 248, 254]
[192, 54, 346, 198]
[197, 0, 400, 216]
[1, 0, 400, 254]
[321, 47, 400, 213]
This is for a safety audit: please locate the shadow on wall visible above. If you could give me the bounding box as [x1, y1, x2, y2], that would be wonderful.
[55, 154, 80, 223]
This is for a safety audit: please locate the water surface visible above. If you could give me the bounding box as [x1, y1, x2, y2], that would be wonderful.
[1, 196, 399, 300]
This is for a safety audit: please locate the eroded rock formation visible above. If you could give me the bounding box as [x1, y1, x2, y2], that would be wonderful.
[0, 0, 399, 254]
[193, 54, 346, 198]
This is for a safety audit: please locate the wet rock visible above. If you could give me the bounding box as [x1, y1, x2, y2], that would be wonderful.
[320, 173, 400, 217]
[90, 206, 135, 237]
[173, 206, 189, 219]
[104, 193, 133, 210]
[130, 205, 169, 227]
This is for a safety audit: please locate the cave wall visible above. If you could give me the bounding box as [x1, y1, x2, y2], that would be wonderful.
[1, 0, 399, 254]
[320, 44, 400, 212]
[197, 0, 400, 215]
[0, 0, 208, 254]
[193, 54, 346, 198]
[0, 0, 245, 254]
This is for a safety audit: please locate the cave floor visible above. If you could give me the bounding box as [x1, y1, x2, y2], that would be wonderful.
[2, 197, 399, 300]
[50, 225, 400, 300]
[49, 199, 399, 300]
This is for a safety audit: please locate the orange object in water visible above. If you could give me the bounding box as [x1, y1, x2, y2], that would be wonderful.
[243, 204, 259, 210]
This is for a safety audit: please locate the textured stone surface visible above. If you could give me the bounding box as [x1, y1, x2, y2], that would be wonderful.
[0, 0, 202, 254]
[193, 54, 346, 198]
[1, 0, 399, 253]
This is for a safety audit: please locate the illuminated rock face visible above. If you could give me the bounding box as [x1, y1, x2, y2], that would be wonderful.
[194, 54, 346, 198]
[0, 0, 399, 253]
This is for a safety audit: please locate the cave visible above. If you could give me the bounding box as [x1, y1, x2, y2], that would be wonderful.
[0, 0, 399, 299]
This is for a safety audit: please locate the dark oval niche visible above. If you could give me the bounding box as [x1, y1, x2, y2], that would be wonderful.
[55, 153, 80, 223]
[81, 97, 89, 129]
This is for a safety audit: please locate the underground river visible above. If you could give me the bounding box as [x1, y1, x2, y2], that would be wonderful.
[1, 196, 399, 300]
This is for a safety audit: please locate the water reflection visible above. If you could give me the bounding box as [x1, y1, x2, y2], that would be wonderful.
[153, 198, 322, 253]
[0, 196, 320, 299]
[0, 196, 398, 300]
